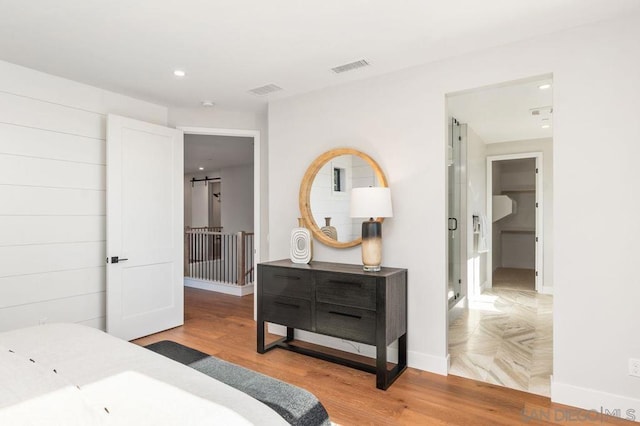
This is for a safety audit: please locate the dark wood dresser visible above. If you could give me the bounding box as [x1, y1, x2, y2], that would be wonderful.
[257, 259, 407, 390]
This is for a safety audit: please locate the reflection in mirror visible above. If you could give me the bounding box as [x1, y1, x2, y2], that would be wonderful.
[309, 155, 381, 243]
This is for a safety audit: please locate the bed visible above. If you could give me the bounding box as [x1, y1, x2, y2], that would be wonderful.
[0, 323, 320, 425]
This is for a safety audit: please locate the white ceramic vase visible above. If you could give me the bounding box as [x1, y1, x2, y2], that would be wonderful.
[290, 218, 312, 264]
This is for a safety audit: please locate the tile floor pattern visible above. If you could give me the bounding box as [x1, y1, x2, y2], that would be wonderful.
[448, 279, 553, 396]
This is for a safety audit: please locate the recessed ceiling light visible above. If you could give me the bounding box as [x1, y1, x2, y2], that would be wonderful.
[198, 167, 204, 171]
[173, 69, 186, 77]
[541, 124, 551, 129]
[538, 83, 552, 90]
[201, 100, 215, 107]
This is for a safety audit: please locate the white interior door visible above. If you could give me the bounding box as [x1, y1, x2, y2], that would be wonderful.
[106, 114, 184, 341]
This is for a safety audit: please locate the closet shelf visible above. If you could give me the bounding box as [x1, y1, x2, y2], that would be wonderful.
[501, 187, 535, 194]
[492, 195, 516, 222]
[500, 228, 535, 234]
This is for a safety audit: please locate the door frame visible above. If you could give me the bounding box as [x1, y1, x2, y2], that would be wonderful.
[486, 152, 543, 292]
[178, 126, 261, 317]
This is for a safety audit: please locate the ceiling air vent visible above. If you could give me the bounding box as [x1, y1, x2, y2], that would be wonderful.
[530, 106, 553, 116]
[249, 84, 283, 96]
[331, 59, 370, 74]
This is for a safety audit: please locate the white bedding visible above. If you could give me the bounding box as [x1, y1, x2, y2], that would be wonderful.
[0, 324, 288, 425]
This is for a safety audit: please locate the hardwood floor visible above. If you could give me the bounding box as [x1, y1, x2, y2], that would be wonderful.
[133, 288, 633, 425]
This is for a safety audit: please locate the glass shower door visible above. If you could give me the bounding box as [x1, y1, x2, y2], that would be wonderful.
[448, 118, 462, 307]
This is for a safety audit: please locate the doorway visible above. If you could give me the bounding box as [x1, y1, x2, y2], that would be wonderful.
[180, 127, 261, 305]
[487, 153, 543, 292]
[445, 75, 554, 397]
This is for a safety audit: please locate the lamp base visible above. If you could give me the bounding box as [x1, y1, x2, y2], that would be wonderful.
[361, 219, 382, 272]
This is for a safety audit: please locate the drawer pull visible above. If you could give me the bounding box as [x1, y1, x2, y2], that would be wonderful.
[274, 301, 300, 309]
[328, 280, 362, 287]
[274, 274, 301, 281]
[329, 311, 361, 320]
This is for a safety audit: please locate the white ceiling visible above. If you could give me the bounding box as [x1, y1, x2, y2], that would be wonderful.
[447, 77, 553, 143]
[0, 1, 638, 111]
[184, 134, 253, 175]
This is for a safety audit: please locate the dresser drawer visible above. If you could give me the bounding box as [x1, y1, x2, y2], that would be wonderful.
[260, 266, 312, 300]
[316, 272, 376, 310]
[315, 303, 376, 345]
[262, 294, 312, 330]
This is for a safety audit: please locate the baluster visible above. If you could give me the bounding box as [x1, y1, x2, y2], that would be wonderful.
[237, 231, 245, 286]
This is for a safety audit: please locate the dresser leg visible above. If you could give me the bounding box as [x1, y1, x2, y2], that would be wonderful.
[257, 320, 266, 354]
[257, 322, 296, 353]
[375, 334, 408, 390]
[398, 333, 407, 368]
[375, 346, 387, 390]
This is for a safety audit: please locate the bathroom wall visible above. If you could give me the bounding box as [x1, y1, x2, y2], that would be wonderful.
[466, 126, 487, 297]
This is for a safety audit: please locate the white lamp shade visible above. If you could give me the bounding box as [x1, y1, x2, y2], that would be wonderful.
[350, 187, 393, 218]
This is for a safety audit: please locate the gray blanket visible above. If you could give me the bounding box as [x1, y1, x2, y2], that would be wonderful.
[145, 341, 330, 426]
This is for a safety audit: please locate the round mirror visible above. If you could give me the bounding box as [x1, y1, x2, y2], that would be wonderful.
[299, 148, 388, 248]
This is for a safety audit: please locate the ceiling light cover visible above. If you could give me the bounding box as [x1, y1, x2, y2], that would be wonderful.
[173, 69, 186, 77]
[538, 83, 552, 90]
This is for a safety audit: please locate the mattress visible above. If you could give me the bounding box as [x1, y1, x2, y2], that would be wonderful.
[0, 323, 288, 425]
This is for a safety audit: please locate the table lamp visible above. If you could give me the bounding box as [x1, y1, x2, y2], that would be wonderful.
[350, 187, 393, 272]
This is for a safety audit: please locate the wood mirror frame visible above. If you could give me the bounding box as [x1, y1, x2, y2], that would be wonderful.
[299, 148, 389, 248]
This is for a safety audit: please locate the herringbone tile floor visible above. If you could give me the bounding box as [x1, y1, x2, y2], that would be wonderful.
[448, 269, 553, 396]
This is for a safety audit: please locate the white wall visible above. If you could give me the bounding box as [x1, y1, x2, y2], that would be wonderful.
[268, 14, 640, 415]
[0, 60, 167, 331]
[487, 138, 553, 290]
[220, 164, 254, 234]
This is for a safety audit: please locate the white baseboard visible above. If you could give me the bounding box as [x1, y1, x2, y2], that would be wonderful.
[481, 280, 489, 292]
[542, 286, 554, 295]
[184, 278, 254, 296]
[409, 350, 449, 376]
[551, 379, 639, 423]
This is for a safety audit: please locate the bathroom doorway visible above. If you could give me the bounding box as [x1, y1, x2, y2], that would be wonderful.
[445, 75, 554, 397]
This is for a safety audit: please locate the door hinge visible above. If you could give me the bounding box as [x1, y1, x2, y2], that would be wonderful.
[536, 168, 539, 173]
[535, 271, 539, 277]
[458, 279, 462, 284]
[458, 136, 461, 141]
[536, 202, 539, 208]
